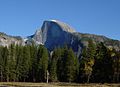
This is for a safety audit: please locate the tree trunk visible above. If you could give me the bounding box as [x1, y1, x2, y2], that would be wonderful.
[46, 70, 49, 83]
[0, 70, 3, 82]
[87, 73, 91, 83]
[7, 75, 9, 82]
[33, 77, 36, 82]
[24, 78, 26, 82]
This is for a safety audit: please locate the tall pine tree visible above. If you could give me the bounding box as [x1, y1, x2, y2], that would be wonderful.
[92, 42, 113, 83]
[37, 45, 49, 82]
[49, 48, 61, 82]
[79, 39, 96, 83]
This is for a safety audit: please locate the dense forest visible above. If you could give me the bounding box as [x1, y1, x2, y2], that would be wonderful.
[0, 40, 120, 83]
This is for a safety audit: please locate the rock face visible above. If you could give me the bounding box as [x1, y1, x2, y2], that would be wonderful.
[0, 32, 24, 46]
[0, 20, 120, 54]
[28, 20, 77, 50]
[27, 20, 120, 52]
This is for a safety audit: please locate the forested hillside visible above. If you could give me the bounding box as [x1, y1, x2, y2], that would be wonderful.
[0, 40, 119, 83]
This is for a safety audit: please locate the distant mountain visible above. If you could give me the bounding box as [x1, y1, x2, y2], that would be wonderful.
[27, 20, 76, 49]
[0, 20, 120, 56]
[0, 32, 24, 46]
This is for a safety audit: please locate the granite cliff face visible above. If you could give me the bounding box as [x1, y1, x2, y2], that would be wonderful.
[0, 32, 24, 46]
[27, 20, 78, 50]
[27, 20, 120, 53]
[0, 20, 120, 54]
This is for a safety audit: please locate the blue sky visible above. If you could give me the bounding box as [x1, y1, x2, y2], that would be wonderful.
[0, 0, 120, 40]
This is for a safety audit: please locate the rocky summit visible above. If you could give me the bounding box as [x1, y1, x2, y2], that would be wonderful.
[0, 20, 120, 56]
[27, 20, 77, 50]
[0, 32, 24, 47]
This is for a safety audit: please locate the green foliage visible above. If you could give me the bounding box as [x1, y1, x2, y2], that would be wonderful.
[36, 45, 49, 82]
[49, 48, 61, 82]
[0, 46, 8, 81]
[56, 47, 79, 82]
[8, 44, 17, 81]
[109, 48, 120, 83]
[21, 46, 31, 81]
[29, 44, 37, 82]
[64, 48, 79, 82]
[0, 42, 119, 83]
[79, 39, 96, 83]
[92, 42, 113, 83]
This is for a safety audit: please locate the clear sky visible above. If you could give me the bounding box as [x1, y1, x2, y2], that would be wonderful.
[0, 0, 120, 40]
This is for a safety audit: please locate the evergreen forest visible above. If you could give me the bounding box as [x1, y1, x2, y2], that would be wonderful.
[0, 40, 120, 83]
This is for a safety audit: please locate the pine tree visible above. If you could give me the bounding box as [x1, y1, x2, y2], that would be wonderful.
[57, 46, 79, 82]
[15, 45, 22, 81]
[110, 49, 120, 83]
[37, 45, 49, 82]
[21, 45, 31, 81]
[8, 44, 17, 81]
[79, 39, 96, 83]
[57, 47, 65, 82]
[49, 57, 57, 82]
[2, 46, 9, 82]
[49, 48, 62, 82]
[0, 46, 4, 81]
[64, 48, 79, 82]
[92, 42, 113, 83]
[29, 44, 37, 82]
[50, 49, 58, 82]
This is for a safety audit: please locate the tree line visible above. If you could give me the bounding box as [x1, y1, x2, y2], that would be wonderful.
[0, 40, 120, 83]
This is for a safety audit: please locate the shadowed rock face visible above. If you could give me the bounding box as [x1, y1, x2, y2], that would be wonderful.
[0, 20, 120, 54]
[28, 20, 120, 52]
[30, 20, 78, 50]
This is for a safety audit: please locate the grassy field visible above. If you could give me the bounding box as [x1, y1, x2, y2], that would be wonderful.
[0, 82, 120, 87]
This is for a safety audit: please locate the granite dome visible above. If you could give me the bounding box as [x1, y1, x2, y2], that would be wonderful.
[47, 20, 76, 33]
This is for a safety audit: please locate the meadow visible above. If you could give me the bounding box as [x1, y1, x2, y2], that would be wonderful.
[0, 82, 120, 87]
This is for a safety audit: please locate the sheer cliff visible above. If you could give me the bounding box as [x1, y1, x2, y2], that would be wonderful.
[0, 20, 120, 56]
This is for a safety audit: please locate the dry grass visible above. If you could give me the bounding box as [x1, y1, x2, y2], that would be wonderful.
[0, 82, 120, 87]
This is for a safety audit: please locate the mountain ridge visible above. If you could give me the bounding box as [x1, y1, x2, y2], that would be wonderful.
[0, 20, 120, 53]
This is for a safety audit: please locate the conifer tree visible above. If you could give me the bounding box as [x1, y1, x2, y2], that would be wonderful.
[21, 45, 31, 81]
[0, 46, 4, 81]
[110, 49, 120, 83]
[57, 47, 67, 82]
[50, 48, 62, 82]
[2, 46, 9, 82]
[79, 39, 96, 83]
[37, 45, 49, 82]
[92, 42, 113, 83]
[15, 45, 23, 81]
[64, 48, 79, 82]
[8, 44, 17, 81]
[57, 46, 79, 82]
[29, 45, 37, 82]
